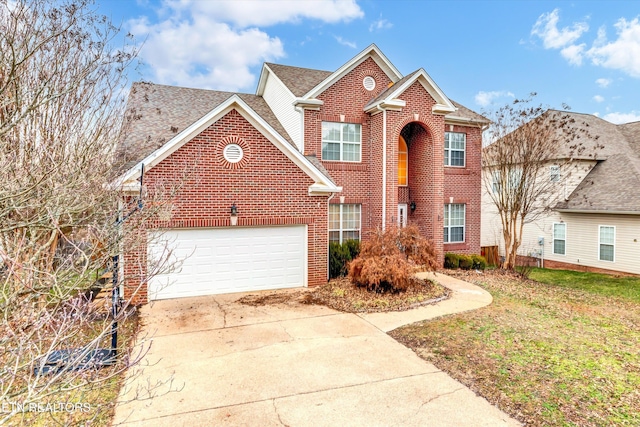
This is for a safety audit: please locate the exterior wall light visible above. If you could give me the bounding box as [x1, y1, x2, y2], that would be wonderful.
[230, 203, 238, 226]
[410, 201, 416, 212]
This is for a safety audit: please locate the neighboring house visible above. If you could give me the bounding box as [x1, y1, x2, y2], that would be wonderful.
[115, 44, 488, 304]
[481, 111, 640, 275]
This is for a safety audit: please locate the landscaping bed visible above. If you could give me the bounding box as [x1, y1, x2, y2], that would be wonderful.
[390, 269, 640, 427]
[305, 275, 449, 313]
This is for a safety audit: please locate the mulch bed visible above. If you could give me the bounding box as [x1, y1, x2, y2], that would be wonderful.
[302, 275, 449, 313]
[237, 275, 450, 313]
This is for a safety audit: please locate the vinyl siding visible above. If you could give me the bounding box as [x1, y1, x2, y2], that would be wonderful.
[481, 159, 640, 274]
[481, 160, 596, 249]
[557, 213, 640, 275]
[262, 71, 302, 150]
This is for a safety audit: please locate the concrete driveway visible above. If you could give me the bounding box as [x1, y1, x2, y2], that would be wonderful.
[114, 275, 520, 426]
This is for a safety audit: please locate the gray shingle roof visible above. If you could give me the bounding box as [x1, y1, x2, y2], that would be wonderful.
[116, 82, 294, 174]
[265, 63, 332, 97]
[448, 101, 490, 124]
[552, 114, 640, 213]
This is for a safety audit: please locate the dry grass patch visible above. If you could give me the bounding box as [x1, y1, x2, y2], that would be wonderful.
[390, 269, 640, 427]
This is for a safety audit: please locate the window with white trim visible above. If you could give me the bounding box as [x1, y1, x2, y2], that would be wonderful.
[322, 122, 361, 162]
[550, 165, 560, 182]
[553, 223, 566, 255]
[599, 225, 615, 262]
[444, 204, 465, 243]
[444, 132, 465, 167]
[329, 204, 361, 243]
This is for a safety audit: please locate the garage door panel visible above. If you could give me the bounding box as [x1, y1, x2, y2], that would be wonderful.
[148, 226, 307, 300]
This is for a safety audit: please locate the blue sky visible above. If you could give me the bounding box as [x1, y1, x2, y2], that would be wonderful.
[100, 0, 640, 124]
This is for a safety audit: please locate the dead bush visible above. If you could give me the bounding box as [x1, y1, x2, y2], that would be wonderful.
[348, 225, 438, 293]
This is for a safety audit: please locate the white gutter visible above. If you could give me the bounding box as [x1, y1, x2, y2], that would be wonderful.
[381, 107, 387, 231]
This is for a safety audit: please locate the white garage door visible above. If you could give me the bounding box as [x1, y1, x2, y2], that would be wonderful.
[148, 225, 307, 300]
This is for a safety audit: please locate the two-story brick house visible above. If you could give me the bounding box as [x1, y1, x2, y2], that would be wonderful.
[115, 44, 488, 303]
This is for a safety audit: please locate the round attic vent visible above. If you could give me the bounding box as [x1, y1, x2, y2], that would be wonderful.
[223, 143, 244, 163]
[363, 76, 376, 91]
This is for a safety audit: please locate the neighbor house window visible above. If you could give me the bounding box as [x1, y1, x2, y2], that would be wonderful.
[398, 135, 408, 186]
[322, 122, 361, 162]
[550, 165, 561, 182]
[492, 171, 501, 193]
[444, 204, 465, 243]
[599, 225, 615, 262]
[553, 223, 566, 255]
[329, 204, 361, 243]
[444, 132, 465, 167]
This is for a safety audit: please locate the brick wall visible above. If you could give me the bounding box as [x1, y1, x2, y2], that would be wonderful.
[443, 123, 483, 255]
[124, 109, 329, 304]
[300, 58, 482, 264]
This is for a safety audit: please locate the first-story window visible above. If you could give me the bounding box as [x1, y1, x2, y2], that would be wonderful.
[599, 225, 615, 262]
[553, 223, 566, 255]
[322, 122, 361, 162]
[444, 204, 465, 243]
[329, 204, 361, 243]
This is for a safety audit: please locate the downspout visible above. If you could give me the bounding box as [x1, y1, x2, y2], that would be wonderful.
[326, 192, 337, 280]
[380, 106, 387, 231]
[295, 106, 305, 153]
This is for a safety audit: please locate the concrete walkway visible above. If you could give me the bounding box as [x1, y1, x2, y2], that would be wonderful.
[113, 273, 520, 426]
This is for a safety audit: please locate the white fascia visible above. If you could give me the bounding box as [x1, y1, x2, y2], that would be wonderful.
[293, 98, 323, 110]
[303, 44, 403, 100]
[444, 115, 488, 128]
[114, 95, 340, 195]
[364, 99, 406, 115]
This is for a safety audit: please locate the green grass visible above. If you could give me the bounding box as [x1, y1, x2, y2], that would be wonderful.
[528, 268, 640, 303]
[391, 270, 640, 427]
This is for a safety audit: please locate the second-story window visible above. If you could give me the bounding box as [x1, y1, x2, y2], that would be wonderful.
[322, 122, 361, 162]
[444, 132, 465, 167]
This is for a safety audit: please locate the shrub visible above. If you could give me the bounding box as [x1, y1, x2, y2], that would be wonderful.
[343, 239, 360, 260]
[348, 225, 438, 293]
[472, 254, 487, 270]
[329, 240, 361, 279]
[458, 254, 473, 270]
[444, 253, 459, 269]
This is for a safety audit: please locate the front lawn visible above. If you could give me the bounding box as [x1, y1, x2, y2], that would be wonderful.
[391, 269, 640, 427]
[528, 267, 640, 303]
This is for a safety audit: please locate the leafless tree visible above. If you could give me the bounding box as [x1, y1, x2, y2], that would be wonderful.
[0, 1, 177, 424]
[481, 95, 599, 270]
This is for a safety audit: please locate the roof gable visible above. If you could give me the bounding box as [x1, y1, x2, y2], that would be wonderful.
[302, 43, 403, 100]
[363, 68, 456, 115]
[115, 93, 339, 195]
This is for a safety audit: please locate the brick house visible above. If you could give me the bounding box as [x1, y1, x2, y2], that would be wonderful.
[115, 44, 488, 303]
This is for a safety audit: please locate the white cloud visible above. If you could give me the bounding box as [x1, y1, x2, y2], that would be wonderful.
[586, 18, 640, 78]
[602, 111, 640, 124]
[474, 90, 515, 107]
[531, 9, 588, 49]
[593, 95, 604, 103]
[369, 17, 393, 32]
[165, 0, 364, 28]
[560, 44, 585, 65]
[595, 78, 612, 88]
[334, 36, 357, 48]
[129, 0, 364, 91]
